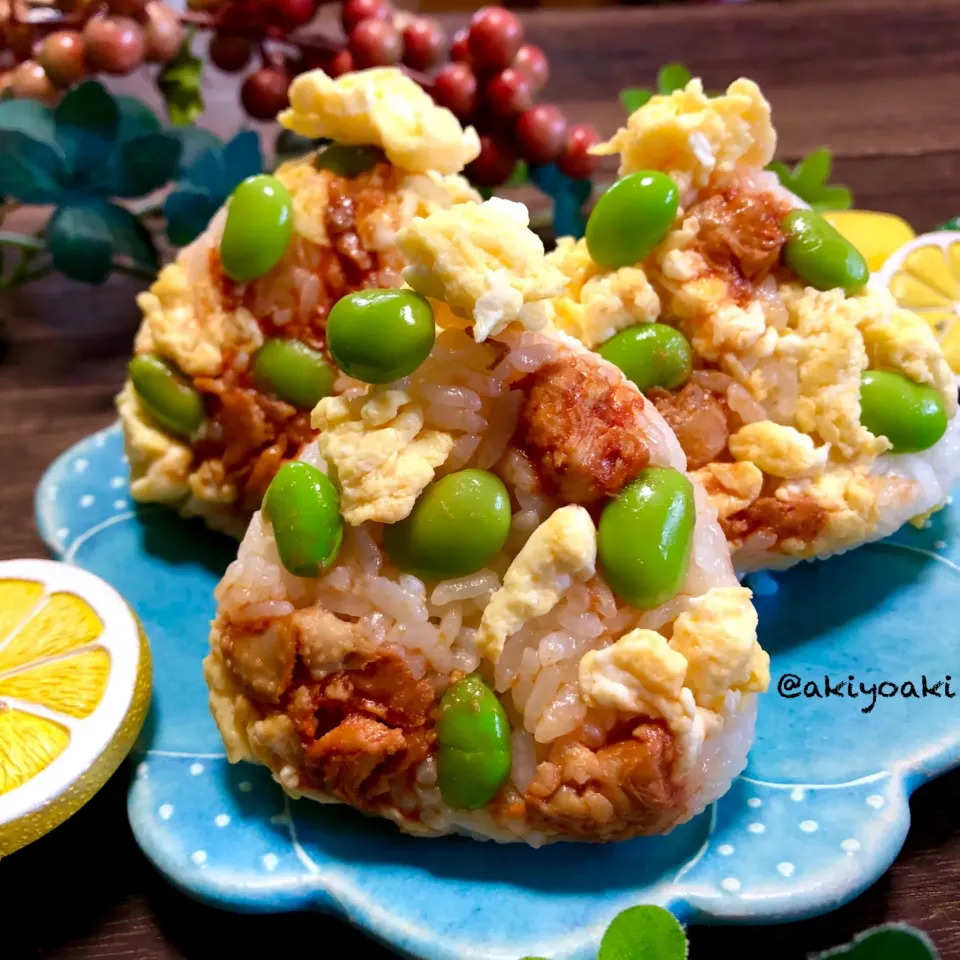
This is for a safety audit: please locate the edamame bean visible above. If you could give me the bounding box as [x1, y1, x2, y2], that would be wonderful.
[327, 289, 435, 384]
[437, 674, 512, 810]
[220, 174, 293, 283]
[598, 323, 693, 392]
[314, 142, 385, 177]
[251, 338, 335, 410]
[383, 470, 511, 581]
[860, 369, 947, 453]
[586, 171, 679, 270]
[598, 467, 694, 609]
[129, 353, 205, 439]
[781, 209, 868, 294]
[263, 461, 343, 577]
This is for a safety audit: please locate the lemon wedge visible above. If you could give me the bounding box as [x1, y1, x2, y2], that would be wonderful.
[874, 230, 960, 373]
[0, 559, 151, 857]
[823, 210, 916, 273]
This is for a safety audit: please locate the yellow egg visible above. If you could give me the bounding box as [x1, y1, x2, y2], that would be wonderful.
[0, 559, 152, 857]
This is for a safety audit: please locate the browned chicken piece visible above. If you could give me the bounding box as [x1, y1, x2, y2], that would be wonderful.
[722, 494, 827, 545]
[220, 618, 297, 703]
[519, 720, 681, 841]
[517, 355, 651, 504]
[649, 382, 730, 470]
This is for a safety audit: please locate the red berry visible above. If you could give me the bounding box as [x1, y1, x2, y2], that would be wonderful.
[467, 7, 523, 73]
[275, 0, 318, 28]
[466, 133, 516, 187]
[241, 66, 291, 120]
[350, 18, 402, 68]
[143, 2, 183, 63]
[11, 60, 58, 103]
[484, 66, 531, 119]
[106, 0, 148, 16]
[209, 33, 252, 72]
[401, 17, 443, 71]
[450, 27, 470, 64]
[39, 30, 87, 87]
[82, 16, 146, 76]
[432, 63, 477, 121]
[514, 104, 566, 166]
[328, 47, 355, 77]
[557, 123, 602, 180]
[341, 0, 390, 35]
[513, 44, 547, 92]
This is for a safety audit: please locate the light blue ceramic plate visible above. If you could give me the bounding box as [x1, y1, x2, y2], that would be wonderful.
[36, 422, 960, 959]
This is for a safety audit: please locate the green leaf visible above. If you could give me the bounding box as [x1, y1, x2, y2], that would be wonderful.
[182, 146, 224, 195]
[113, 131, 182, 198]
[793, 146, 832, 194]
[506, 159, 530, 187]
[812, 923, 938, 960]
[114, 95, 161, 145]
[766, 159, 793, 185]
[657, 63, 692, 94]
[175, 127, 222, 177]
[598, 906, 687, 960]
[55, 81, 119, 182]
[158, 33, 205, 126]
[0, 130, 66, 203]
[46, 201, 115, 283]
[811, 184, 852, 212]
[0, 98, 56, 146]
[221, 130, 263, 188]
[621, 87, 653, 115]
[274, 128, 319, 167]
[164, 185, 219, 246]
[477, 186, 494, 201]
[97, 201, 158, 270]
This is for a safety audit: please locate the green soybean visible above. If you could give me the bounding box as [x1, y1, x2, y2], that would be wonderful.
[263, 461, 343, 577]
[586, 170, 680, 269]
[327, 288, 435, 384]
[220, 174, 294, 283]
[598, 323, 693, 392]
[437, 674, 512, 810]
[860, 369, 947, 453]
[598, 467, 695, 609]
[314, 142, 385, 178]
[383, 470, 511, 581]
[252, 338, 335, 410]
[781, 209, 869, 294]
[129, 353, 205, 439]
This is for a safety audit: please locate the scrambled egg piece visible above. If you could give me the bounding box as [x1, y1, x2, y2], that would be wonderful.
[116, 381, 192, 503]
[690, 462, 764, 521]
[578, 629, 688, 727]
[280, 67, 480, 176]
[593, 78, 776, 200]
[729, 421, 828, 480]
[397, 197, 568, 342]
[669, 586, 768, 712]
[546, 237, 660, 348]
[477, 505, 596, 662]
[312, 389, 454, 525]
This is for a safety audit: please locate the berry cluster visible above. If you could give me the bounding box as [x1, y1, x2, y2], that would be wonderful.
[0, 1, 602, 187]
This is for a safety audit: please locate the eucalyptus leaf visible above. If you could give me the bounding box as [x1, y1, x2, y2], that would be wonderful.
[597, 906, 687, 960]
[113, 131, 182, 198]
[97, 201, 158, 270]
[45, 201, 115, 283]
[175, 127, 222, 177]
[529, 161, 562, 196]
[274, 128, 320, 166]
[812, 924, 938, 960]
[621, 88, 653, 115]
[182, 146, 225, 194]
[164, 185, 219, 246]
[553, 188, 586, 241]
[221, 130, 263, 187]
[114, 95, 161, 145]
[55, 81, 119, 182]
[0, 98, 56, 146]
[657, 63, 692, 94]
[0, 130, 66, 204]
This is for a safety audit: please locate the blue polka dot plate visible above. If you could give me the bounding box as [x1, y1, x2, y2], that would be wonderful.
[35, 422, 960, 958]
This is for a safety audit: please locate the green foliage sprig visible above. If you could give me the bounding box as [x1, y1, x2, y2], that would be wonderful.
[767, 147, 852, 212]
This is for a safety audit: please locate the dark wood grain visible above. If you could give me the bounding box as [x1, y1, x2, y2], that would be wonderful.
[3, 0, 960, 956]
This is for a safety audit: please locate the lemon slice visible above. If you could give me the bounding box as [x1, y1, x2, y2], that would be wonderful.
[874, 230, 960, 373]
[0, 559, 151, 857]
[823, 210, 916, 273]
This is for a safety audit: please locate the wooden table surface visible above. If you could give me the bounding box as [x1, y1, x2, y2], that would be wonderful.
[3, 0, 960, 956]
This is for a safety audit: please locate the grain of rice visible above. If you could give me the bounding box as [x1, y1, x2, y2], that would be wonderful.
[439, 605, 463, 642]
[523, 665, 564, 732]
[362, 575, 428, 622]
[430, 570, 500, 606]
[538, 631, 578, 666]
[443, 433, 481, 472]
[417, 383, 482, 410]
[425, 404, 487, 432]
[692, 369, 735, 392]
[475, 390, 523, 469]
[510, 729, 537, 792]
[229, 600, 295, 621]
[727, 383, 768, 423]
[535, 682, 586, 743]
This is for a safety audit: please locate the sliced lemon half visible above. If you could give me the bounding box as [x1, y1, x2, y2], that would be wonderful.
[823, 210, 916, 273]
[874, 230, 960, 373]
[0, 559, 151, 857]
